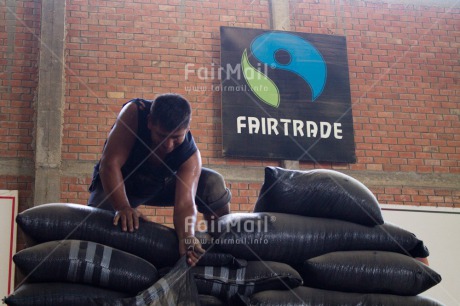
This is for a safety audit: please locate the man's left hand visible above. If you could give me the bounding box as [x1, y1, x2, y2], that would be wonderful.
[182, 236, 205, 267]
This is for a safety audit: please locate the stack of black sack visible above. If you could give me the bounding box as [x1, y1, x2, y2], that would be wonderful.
[3, 203, 302, 305]
[3, 203, 203, 306]
[190, 232, 303, 305]
[3, 166, 445, 306]
[207, 167, 444, 306]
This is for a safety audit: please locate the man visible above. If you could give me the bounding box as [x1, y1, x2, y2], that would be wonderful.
[88, 94, 231, 266]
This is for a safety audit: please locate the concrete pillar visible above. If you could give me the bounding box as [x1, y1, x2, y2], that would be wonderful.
[269, 0, 300, 170]
[4, 0, 17, 96]
[269, 0, 291, 31]
[34, 0, 66, 205]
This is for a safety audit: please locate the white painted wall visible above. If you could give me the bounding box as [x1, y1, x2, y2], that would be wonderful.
[381, 204, 460, 306]
[0, 190, 18, 298]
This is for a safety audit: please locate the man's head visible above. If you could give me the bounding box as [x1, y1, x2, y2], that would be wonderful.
[149, 93, 191, 131]
[148, 93, 191, 154]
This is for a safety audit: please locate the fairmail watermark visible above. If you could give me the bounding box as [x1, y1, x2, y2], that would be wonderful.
[208, 236, 269, 245]
[184, 83, 269, 93]
[185, 214, 273, 234]
[184, 62, 269, 81]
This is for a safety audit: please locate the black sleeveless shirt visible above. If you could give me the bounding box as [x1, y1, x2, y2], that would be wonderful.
[89, 98, 197, 197]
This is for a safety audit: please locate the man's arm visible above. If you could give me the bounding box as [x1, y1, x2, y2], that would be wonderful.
[99, 102, 141, 231]
[173, 149, 205, 266]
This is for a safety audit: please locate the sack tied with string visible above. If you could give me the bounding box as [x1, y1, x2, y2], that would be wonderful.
[209, 212, 429, 265]
[2, 282, 130, 306]
[192, 261, 303, 301]
[112, 256, 200, 306]
[300, 250, 441, 296]
[13, 240, 158, 294]
[15, 203, 180, 268]
[243, 286, 445, 306]
[254, 167, 383, 226]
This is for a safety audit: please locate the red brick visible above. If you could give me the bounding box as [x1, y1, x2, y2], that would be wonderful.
[3, 0, 459, 234]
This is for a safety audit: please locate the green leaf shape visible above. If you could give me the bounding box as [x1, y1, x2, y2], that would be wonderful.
[241, 49, 280, 108]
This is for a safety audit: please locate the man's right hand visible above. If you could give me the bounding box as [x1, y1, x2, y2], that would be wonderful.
[113, 206, 147, 232]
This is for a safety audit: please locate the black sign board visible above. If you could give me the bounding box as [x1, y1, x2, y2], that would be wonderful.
[220, 26, 356, 163]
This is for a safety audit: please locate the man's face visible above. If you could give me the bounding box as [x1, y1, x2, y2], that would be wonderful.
[148, 121, 188, 155]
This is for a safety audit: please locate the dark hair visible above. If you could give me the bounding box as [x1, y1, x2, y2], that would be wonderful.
[149, 93, 191, 131]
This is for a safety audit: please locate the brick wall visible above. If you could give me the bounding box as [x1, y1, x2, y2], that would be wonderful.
[0, 0, 39, 236]
[62, 0, 273, 226]
[63, 0, 271, 164]
[1, 0, 459, 230]
[289, 0, 460, 208]
[0, 0, 39, 160]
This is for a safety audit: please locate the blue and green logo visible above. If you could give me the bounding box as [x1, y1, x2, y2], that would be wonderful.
[220, 26, 355, 163]
[242, 32, 327, 107]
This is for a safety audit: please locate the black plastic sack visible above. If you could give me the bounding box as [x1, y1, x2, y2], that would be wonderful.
[199, 295, 226, 306]
[192, 261, 302, 301]
[2, 282, 130, 306]
[243, 287, 445, 306]
[13, 240, 158, 294]
[254, 167, 383, 226]
[195, 231, 248, 268]
[209, 212, 429, 265]
[5, 258, 200, 306]
[300, 250, 441, 296]
[117, 256, 200, 306]
[198, 252, 248, 268]
[15, 203, 179, 268]
[196, 231, 215, 249]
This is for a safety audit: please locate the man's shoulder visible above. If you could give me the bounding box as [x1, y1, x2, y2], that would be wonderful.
[120, 99, 152, 125]
[123, 98, 153, 111]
